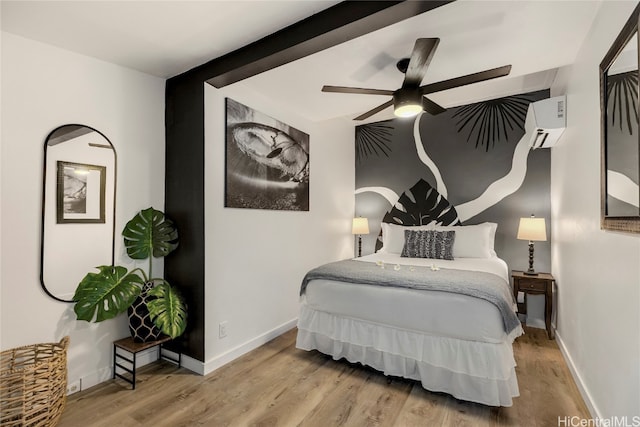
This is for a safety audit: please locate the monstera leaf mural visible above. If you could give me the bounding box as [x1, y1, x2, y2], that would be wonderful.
[607, 71, 638, 136]
[376, 179, 461, 251]
[355, 121, 394, 163]
[453, 95, 532, 151]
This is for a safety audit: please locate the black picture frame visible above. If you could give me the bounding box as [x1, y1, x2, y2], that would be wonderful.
[56, 160, 106, 223]
[600, 2, 640, 233]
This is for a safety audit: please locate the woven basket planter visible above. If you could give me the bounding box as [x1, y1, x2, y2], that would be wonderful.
[0, 336, 69, 427]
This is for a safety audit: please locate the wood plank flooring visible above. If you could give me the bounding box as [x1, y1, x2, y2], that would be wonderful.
[59, 327, 589, 426]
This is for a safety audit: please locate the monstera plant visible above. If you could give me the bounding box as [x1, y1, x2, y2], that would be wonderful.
[73, 207, 187, 340]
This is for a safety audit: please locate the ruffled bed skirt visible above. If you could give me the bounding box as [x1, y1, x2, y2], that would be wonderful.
[296, 305, 519, 407]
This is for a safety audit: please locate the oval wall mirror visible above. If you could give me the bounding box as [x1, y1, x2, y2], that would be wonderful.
[40, 124, 117, 302]
[601, 4, 640, 233]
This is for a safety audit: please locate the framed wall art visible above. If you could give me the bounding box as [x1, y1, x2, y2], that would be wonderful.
[56, 161, 106, 223]
[600, 3, 640, 233]
[225, 98, 309, 211]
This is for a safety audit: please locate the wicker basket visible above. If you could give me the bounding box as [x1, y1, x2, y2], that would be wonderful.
[0, 336, 69, 427]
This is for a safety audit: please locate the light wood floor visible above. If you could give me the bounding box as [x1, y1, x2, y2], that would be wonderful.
[59, 327, 589, 426]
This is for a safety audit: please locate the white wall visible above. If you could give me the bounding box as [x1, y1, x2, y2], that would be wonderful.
[1, 33, 165, 390]
[202, 83, 354, 373]
[550, 1, 640, 419]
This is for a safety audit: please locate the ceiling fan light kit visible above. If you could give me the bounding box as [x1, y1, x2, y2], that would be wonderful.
[321, 38, 512, 121]
[393, 88, 423, 118]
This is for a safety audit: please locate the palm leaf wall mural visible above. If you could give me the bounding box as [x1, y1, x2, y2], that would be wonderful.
[375, 179, 460, 251]
[355, 122, 394, 163]
[607, 71, 638, 135]
[452, 95, 533, 151]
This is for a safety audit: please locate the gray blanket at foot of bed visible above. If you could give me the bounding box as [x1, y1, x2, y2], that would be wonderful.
[300, 260, 520, 336]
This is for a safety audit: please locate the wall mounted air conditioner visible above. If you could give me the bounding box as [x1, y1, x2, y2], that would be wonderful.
[527, 95, 566, 149]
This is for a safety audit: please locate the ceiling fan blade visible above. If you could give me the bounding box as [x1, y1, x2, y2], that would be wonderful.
[403, 38, 440, 88]
[419, 65, 512, 95]
[354, 99, 394, 121]
[322, 85, 394, 96]
[422, 96, 447, 115]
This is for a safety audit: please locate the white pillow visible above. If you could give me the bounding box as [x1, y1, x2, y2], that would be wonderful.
[433, 222, 498, 258]
[379, 222, 434, 254]
[487, 222, 498, 257]
[379, 221, 498, 258]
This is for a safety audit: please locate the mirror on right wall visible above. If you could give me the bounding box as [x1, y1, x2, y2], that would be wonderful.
[601, 3, 640, 233]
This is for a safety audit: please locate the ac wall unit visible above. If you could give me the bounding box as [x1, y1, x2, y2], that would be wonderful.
[527, 95, 566, 149]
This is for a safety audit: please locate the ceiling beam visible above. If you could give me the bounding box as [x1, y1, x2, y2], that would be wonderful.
[202, 0, 455, 88]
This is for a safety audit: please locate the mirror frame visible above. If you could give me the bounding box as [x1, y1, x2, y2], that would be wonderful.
[600, 3, 640, 233]
[40, 124, 118, 302]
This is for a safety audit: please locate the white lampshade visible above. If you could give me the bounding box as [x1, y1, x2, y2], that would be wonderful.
[517, 217, 547, 241]
[352, 217, 370, 235]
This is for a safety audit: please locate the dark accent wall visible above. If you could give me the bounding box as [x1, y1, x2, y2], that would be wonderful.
[164, 1, 454, 362]
[355, 89, 552, 274]
[165, 72, 207, 360]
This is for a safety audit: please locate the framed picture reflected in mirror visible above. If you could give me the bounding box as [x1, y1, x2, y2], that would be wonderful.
[56, 160, 106, 224]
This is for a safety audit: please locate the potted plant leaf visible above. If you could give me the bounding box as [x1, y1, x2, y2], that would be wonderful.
[73, 207, 187, 341]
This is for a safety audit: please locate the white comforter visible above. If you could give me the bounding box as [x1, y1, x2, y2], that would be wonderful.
[355, 252, 509, 282]
[297, 253, 522, 406]
[302, 253, 515, 343]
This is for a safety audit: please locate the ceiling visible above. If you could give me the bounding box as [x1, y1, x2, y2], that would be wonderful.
[2, 1, 602, 123]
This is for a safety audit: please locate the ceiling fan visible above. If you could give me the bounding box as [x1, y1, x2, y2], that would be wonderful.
[322, 38, 512, 121]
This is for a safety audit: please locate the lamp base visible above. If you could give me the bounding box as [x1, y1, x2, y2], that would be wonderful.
[525, 242, 537, 276]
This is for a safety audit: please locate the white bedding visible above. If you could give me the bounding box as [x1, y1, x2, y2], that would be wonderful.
[303, 253, 513, 343]
[357, 252, 509, 281]
[296, 252, 522, 406]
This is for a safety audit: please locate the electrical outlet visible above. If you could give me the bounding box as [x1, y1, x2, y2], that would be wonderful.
[219, 321, 228, 338]
[67, 379, 81, 395]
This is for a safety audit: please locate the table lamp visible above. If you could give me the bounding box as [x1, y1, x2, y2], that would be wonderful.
[352, 217, 370, 257]
[517, 215, 547, 275]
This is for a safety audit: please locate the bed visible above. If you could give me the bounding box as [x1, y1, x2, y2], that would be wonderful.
[296, 222, 523, 407]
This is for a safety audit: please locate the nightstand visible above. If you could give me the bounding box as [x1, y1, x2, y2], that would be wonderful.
[512, 271, 555, 339]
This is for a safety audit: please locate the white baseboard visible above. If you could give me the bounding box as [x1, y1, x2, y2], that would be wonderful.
[202, 318, 297, 376]
[73, 346, 163, 392]
[77, 366, 111, 393]
[179, 353, 206, 375]
[71, 321, 298, 389]
[555, 331, 600, 419]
